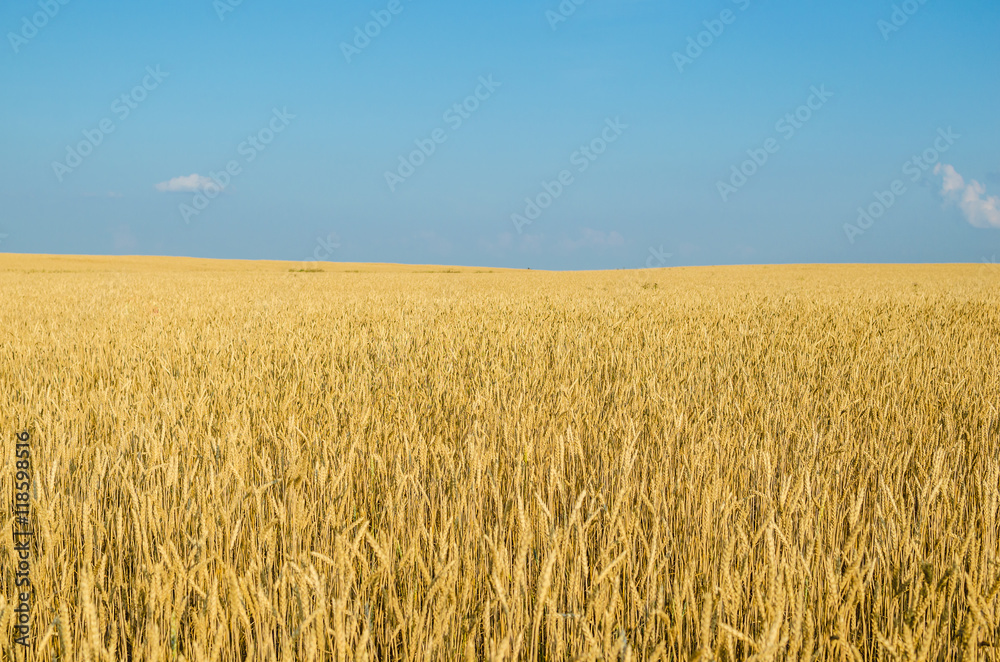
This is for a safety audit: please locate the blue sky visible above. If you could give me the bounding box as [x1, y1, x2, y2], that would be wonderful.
[1, 0, 998, 270]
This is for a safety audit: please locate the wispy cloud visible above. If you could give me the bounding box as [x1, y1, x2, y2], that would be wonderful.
[934, 164, 1000, 229]
[155, 174, 220, 193]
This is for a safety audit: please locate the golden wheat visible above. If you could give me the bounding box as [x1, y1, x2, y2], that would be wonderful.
[1, 256, 999, 660]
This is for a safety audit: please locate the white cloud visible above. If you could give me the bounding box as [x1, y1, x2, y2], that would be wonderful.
[934, 164, 1000, 229]
[936, 164, 965, 195]
[155, 174, 220, 193]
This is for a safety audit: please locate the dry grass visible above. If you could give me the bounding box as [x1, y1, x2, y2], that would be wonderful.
[1, 257, 998, 660]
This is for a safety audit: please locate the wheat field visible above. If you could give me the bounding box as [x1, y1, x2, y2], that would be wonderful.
[1, 256, 998, 661]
